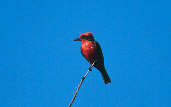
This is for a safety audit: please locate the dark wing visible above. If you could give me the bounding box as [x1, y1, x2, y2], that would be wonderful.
[92, 41, 104, 65]
[92, 41, 111, 84]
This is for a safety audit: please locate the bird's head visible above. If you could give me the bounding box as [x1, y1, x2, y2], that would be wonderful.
[74, 32, 95, 42]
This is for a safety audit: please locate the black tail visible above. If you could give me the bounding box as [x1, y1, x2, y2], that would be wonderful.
[100, 69, 111, 84]
[97, 66, 111, 84]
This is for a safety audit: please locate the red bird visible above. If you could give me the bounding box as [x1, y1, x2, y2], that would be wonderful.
[74, 32, 111, 84]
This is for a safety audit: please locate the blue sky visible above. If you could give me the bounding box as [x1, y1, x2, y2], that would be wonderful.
[0, 0, 171, 107]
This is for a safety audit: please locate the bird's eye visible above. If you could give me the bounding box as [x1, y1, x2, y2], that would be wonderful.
[80, 35, 94, 41]
[81, 35, 86, 39]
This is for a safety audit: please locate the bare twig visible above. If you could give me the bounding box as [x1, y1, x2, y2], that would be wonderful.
[68, 62, 95, 107]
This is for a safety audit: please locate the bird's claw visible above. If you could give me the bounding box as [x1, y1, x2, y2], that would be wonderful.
[88, 67, 92, 71]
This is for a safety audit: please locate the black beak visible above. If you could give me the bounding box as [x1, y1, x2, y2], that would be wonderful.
[73, 38, 81, 41]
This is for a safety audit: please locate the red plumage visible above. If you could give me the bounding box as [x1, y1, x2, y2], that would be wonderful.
[74, 32, 111, 84]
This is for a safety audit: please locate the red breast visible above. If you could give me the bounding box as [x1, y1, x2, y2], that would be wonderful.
[81, 39, 96, 62]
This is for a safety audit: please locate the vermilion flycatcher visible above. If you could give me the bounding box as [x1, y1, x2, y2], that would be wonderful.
[74, 32, 111, 84]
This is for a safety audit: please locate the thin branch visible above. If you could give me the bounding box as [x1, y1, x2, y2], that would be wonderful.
[68, 62, 95, 107]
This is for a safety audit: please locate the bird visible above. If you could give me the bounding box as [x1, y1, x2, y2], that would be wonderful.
[74, 32, 111, 84]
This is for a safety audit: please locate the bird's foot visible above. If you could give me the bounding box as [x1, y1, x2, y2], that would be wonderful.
[88, 61, 95, 71]
[88, 67, 92, 71]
